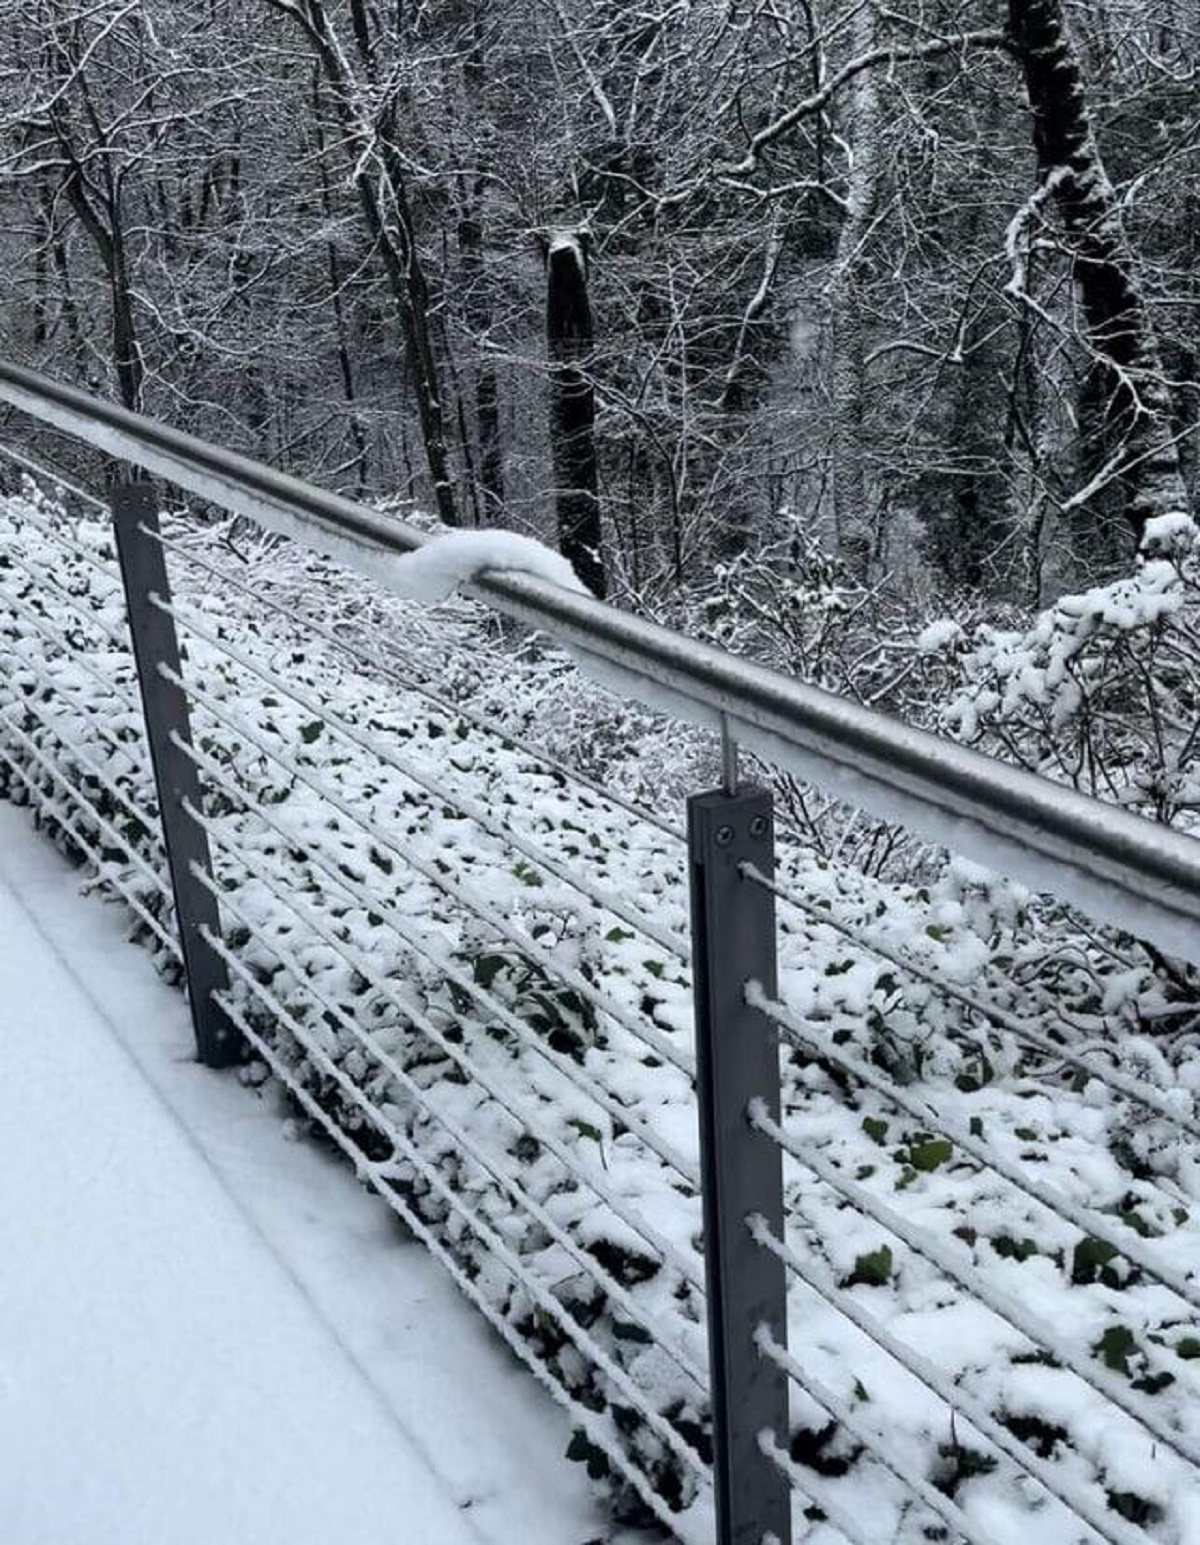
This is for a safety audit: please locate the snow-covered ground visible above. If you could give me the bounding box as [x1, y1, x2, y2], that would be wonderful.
[4, 488, 1200, 1544]
[0, 801, 634, 1545]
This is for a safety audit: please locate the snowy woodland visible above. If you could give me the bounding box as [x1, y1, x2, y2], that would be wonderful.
[0, 0, 1197, 597]
[2, 1, 1200, 1543]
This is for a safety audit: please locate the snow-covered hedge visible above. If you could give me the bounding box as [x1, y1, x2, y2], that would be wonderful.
[3, 488, 1200, 1543]
[938, 516, 1200, 829]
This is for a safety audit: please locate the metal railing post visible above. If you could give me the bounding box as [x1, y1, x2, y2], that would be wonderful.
[688, 784, 792, 1545]
[111, 479, 239, 1068]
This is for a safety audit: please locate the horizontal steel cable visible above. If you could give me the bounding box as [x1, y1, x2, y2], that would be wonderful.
[0, 580, 148, 757]
[0, 709, 172, 906]
[172, 729, 705, 1249]
[748, 1214, 1155, 1545]
[184, 829, 707, 1392]
[0, 743, 179, 961]
[208, 987, 707, 1545]
[155, 593, 691, 965]
[3, 548, 132, 664]
[147, 524, 687, 846]
[187, 797, 704, 1298]
[755, 1433, 875, 1545]
[749, 1098, 1200, 1476]
[205, 929, 712, 1490]
[0, 611, 160, 843]
[0, 440, 109, 512]
[746, 863, 1200, 1140]
[162, 656, 698, 1088]
[7, 501, 126, 596]
[755, 1327, 1002, 1545]
[752, 981, 1200, 1327]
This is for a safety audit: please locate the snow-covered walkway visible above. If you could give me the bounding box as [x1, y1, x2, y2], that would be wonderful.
[0, 804, 627, 1545]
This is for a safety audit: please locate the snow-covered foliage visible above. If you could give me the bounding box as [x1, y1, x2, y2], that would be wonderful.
[941, 518, 1200, 826]
[3, 487, 1200, 1543]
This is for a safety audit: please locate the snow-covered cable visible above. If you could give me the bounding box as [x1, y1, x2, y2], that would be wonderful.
[204, 931, 712, 1490]
[0, 710, 171, 903]
[748, 1216, 1154, 1545]
[0, 745, 179, 962]
[147, 525, 686, 845]
[2, 703, 157, 875]
[0, 441, 108, 512]
[746, 863, 1200, 1141]
[0, 582, 147, 740]
[186, 835, 707, 1391]
[164, 659, 697, 1085]
[187, 797, 703, 1292]
[172, 730, 705, 1224]
[753, 982, 1200, 1327]
[755, 1327, 1003, 1545]
[2, 543, 133, 660]
[750, 1099, 1200, 1491]
[208, 988, 709, 1545]
[156, 594, 691, 964]
[754, 1433, 878, 1545]
[9, 501, 125, 593]
[0, 622, 159, 844]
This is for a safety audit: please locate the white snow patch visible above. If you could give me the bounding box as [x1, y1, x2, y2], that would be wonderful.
[917, 618, 964, 654]
[1140, 512, 1197, 557]
[388, 529, 588, 602]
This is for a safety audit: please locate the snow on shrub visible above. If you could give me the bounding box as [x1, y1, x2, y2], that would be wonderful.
[2, 487, 1200, 1542]
[942, 519, 1200, 826]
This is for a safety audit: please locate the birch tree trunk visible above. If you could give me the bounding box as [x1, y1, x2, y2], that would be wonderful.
[828, 0, 882, 576]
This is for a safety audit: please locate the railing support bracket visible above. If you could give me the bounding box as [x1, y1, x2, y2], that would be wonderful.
[688, 784, 792, 1545]
[111, 478, 240, 1068]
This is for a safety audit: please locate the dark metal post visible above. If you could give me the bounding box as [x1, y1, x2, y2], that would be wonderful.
[111, 480, 239, 1068]
[688, 785, 792, 1545]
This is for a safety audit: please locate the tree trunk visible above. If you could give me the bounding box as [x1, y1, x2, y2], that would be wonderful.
[279, 0, 458, 525]
[457, 9, 504, 519]
[312, 72, 369, 493]
[365, 129, 458, 527]
[1008, 0, 1190, 536]
[58, 167, 144, 413]
[458, 203, 505, 518]
[546, 233, 606, 597]
[828, 0, 881, 577]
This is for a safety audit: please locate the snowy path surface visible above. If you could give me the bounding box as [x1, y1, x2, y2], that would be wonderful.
[0, 805, 628, 1545]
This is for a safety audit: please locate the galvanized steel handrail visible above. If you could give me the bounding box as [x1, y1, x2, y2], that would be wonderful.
[2, 358, 1199, 961]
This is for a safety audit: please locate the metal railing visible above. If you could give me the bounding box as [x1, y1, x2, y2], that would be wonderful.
[2, 362, 1199, 1545]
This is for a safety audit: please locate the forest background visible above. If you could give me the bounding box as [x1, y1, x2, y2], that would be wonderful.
[0, 0, 1196, 640]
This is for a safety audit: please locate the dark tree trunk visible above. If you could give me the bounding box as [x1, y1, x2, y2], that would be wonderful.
[456, 10, 504, 520]
[312, 73, 369, 493]
[364, 127, 459, 527]
[32, 197, 48, 348]
[58, 166, 144, 412]
[1008, 0, 1189, 536]
[108, 225, 144, 413]
[545, 234, 605, 598]
[42, 188, 89, 379]
[458, 206, 504, 518]
[280, 0, 458, 525]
